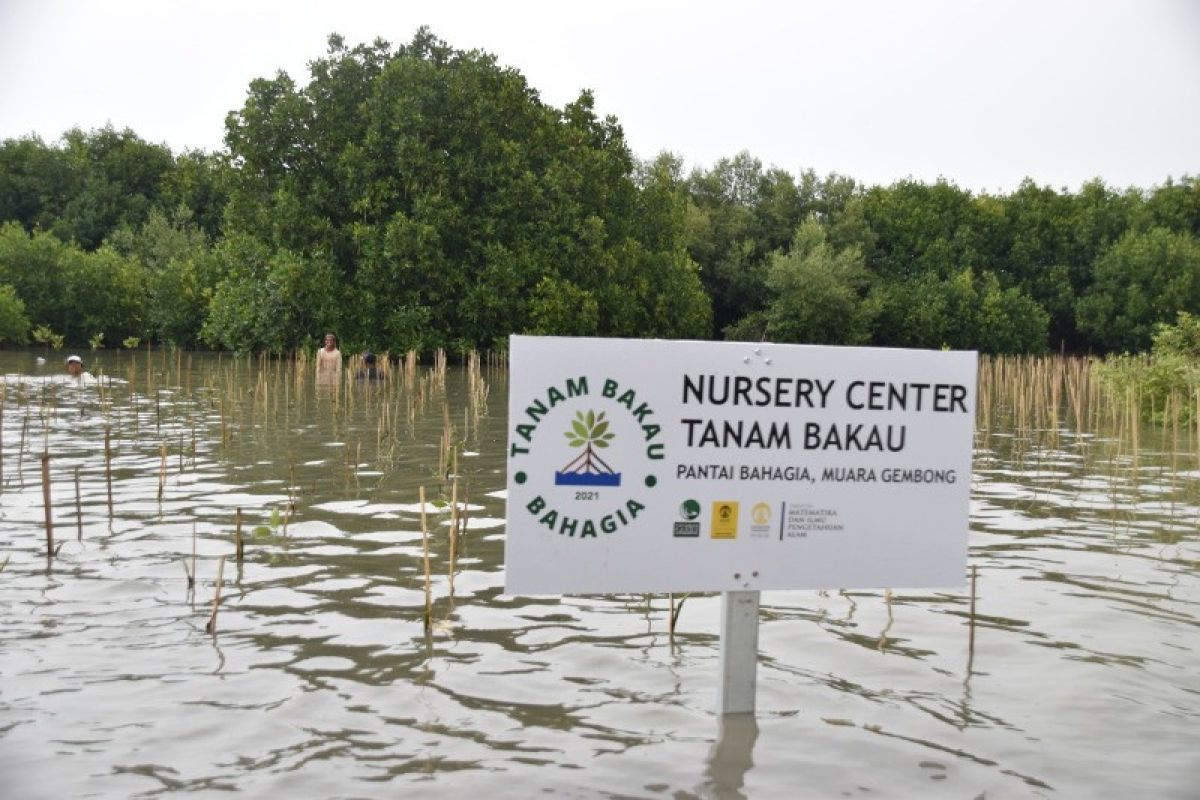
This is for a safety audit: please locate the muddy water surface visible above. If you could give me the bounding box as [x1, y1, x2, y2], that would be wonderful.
[0, 350, 1197, 798]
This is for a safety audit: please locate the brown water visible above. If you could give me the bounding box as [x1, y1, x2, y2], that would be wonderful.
[0, 350, 1197, 799]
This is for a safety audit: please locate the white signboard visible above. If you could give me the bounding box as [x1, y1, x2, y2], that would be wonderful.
[504, 336, 976, 594]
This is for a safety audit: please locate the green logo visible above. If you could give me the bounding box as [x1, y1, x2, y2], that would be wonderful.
[679, 499, 701, 520]
[556, 410, 620, 487]
[510, 376, 665, 539]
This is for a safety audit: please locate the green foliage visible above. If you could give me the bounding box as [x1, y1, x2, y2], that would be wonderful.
[2, 31, 1199, 356]
[0, 223, 146, 346]
[1094, 312, 1200, 422]
[216, 29, 709, 351]
[122, 336, 140, 349]
[31, 324, 64, 349]
[870, 269, 1048, 353]
[201, 234, 338, 353]
[88, 332, 104, 350]
[740, 219, 873, 345]
[1077, 227, 1200, 352]
[0, 283, 30, 344]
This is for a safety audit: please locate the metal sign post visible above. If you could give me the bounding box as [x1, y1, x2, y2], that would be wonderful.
[718, 590, 761, 715]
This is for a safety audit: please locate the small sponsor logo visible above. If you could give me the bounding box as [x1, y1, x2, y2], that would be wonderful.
[673, 522, 700, 537]
[674, 498, 702, 536]
[711, 501, 739, 539]
[749, 501, 772, 538]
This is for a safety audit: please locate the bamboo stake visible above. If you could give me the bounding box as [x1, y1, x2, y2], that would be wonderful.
[204, 555, 226, 634]
[41, 452, 53, 558]
[104, 426, 113, 520]
[668, 593, 689, 639]
[0, 382, 5, 490]
[449, 470, 459, 596]
[189, 523, 197, 589]
[157, 441, 167, 501]
[235, 508, 244, 563]
[74, 465, 82, 541]
[420, 486, 432, 632]
[18, 414, 28, 481]
[968, 564, 978, 673]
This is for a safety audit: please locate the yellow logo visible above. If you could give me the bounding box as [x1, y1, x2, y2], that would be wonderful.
[711, 501, 739, 539]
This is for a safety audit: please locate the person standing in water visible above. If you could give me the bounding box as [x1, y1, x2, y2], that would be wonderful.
[66, 354, 92, 378]
[315, 333, 342, 384]
[355, 351, 385, 381]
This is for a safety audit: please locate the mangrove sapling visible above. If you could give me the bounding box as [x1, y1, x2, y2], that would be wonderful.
[18, 413, 28, 481]
[205, 555, 226, 635]
[74, 466, 82, 541]
[157, 442, 167, 501]
[668, 593, 689, 639]
[968, 565, 979, 674]
[420, 486, 432, 632]
[103, 429, 112, 522]
[185, 524, 197, 589]
[448, 470, 459, 597]
[0, 383, 5, 490]
[234, 508, 244, 564]
[40, 452, 53, 559]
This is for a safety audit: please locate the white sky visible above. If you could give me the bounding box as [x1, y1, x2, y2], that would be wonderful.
[1, 0, 1197, 193]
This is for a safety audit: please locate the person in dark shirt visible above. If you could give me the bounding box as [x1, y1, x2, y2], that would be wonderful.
[356, 351, 385, 381]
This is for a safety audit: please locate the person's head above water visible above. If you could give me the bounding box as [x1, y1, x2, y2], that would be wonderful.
[324, 333, 338, 350]
[364, 351, 376, 365]
[66, 354, 84, 377]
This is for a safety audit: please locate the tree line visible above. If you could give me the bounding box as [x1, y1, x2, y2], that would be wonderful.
[1, 29, 1197, 356]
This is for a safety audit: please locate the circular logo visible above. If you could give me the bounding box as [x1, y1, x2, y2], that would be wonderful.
[751, 502, 771, 525]
[679, 499, 701, 520]
[510, 375, 664, 540]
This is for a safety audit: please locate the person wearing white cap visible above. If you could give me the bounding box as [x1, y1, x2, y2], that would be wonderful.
[65, 354, 90, 379]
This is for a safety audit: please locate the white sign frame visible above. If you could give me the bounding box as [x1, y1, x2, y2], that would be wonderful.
[505, 336, 976, 596]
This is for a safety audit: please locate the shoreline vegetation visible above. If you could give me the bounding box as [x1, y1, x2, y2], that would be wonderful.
[0, 29, 1197, 367]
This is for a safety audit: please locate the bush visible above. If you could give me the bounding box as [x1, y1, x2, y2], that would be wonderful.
[0, 284, 30, 344]
[1094, 312, 1200, 422]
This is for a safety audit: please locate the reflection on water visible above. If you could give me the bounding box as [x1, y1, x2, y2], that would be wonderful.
[0, 350, 1197, 799]
[701, 714, 759, 799]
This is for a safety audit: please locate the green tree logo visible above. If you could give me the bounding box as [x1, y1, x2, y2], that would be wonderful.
[556, 410, 621, 486]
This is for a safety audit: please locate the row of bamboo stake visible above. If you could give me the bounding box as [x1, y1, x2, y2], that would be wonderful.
[5, 347, 490, 637]
[4, 351, 1196, 639]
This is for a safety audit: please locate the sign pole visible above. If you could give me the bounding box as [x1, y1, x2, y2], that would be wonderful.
[718, 590, 760, 715]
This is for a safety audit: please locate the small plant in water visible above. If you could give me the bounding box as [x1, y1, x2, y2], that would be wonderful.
[31, 325, 65, 350]
[251, 507, 285, 540]
[88, 332, 104, 351]
[122, 336, 140, 350]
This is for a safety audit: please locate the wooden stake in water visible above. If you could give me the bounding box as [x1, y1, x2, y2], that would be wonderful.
[420, 486, 432, 632]
[104, 427, 113, 520]
[205, 555, 227, 634]
[157, 442, 167, 501]
[19, 414, 28, 481]
[189, 523, 197, 589]
[74, 465, 82, 541]
[234, 508, 244, 563]
[448, 472, 459, 596]
[669, 593, 689, 639]
[40, 452, 53, 558]
[968, 564, 979, 671]
[0, 382, 5, 490]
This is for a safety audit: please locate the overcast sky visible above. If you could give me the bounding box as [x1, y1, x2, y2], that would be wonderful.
[1, 0, 1197, 193]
